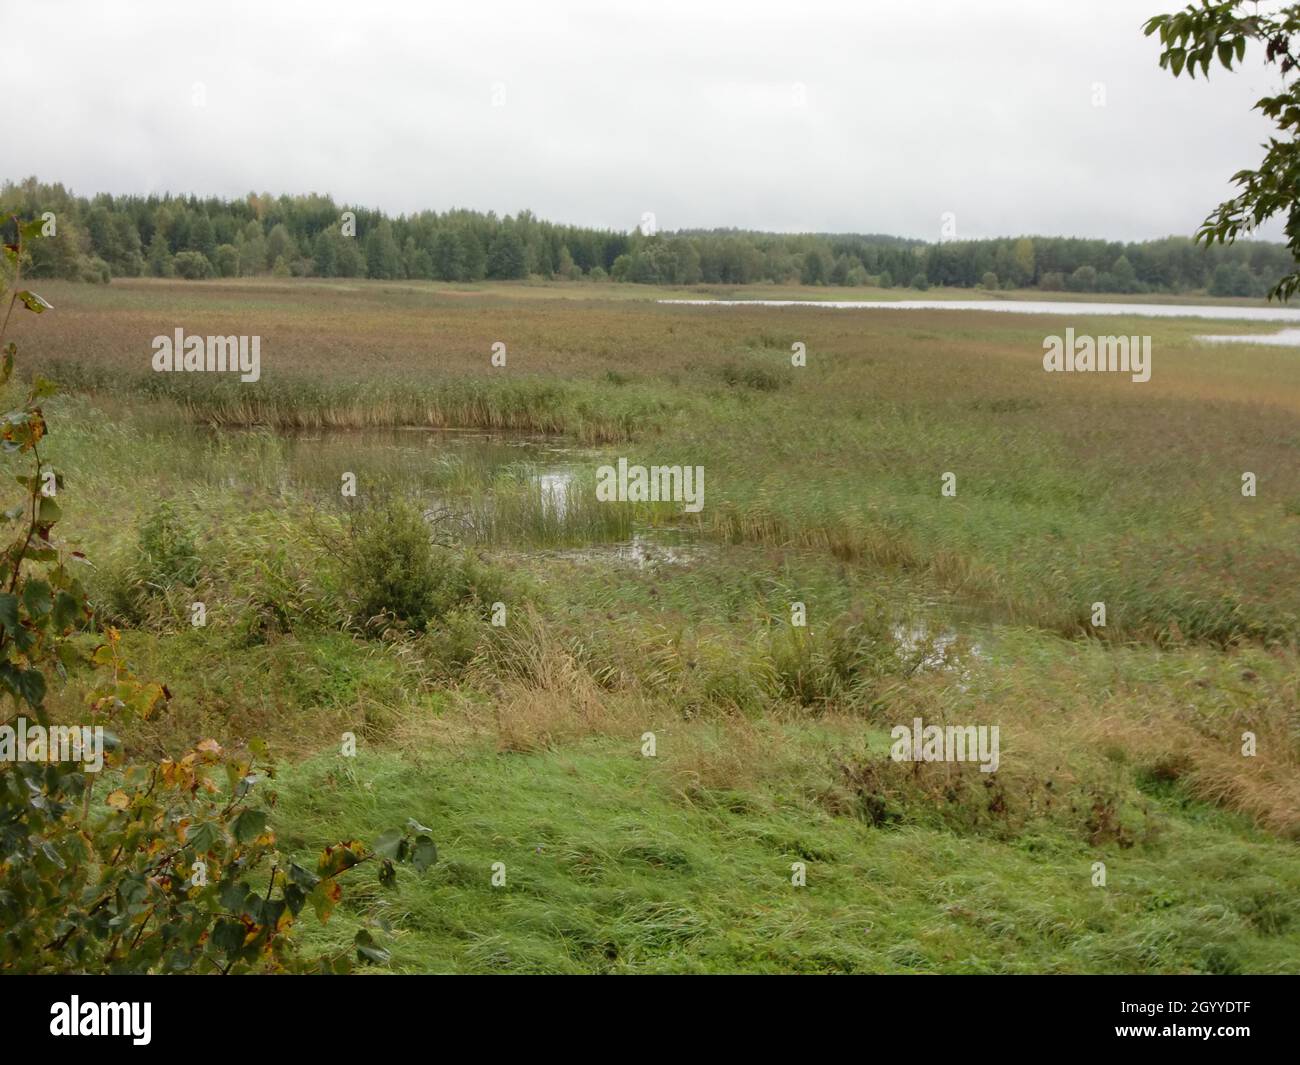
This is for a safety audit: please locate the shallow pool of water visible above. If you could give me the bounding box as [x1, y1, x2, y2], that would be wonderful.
[200, 425, 699, 556]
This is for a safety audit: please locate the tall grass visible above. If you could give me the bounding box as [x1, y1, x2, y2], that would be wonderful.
[47, 361, 675, 443]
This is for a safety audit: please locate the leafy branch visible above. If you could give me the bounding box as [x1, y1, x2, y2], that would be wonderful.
[1145, 1, 1300, 300]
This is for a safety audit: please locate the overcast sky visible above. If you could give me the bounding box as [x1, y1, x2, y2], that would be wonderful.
[9, 0, 1288, 242]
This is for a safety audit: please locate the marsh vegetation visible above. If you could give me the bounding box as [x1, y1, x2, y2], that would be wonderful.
[10, 276, 1300, 973]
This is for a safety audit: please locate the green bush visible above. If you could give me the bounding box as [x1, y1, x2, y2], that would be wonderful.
[78, 255, 111, 284]
[337, 496, 506, 634]
[173, 250, 213, 280]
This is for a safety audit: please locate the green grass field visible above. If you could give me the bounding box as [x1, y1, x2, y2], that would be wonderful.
[14, 276, 1300, 973]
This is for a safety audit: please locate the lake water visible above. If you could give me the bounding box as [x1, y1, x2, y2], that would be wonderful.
[659, 297, 1300, 322]
[1195, 328, 1300, 347]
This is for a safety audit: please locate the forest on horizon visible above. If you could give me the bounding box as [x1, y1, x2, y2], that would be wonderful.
[3, 175, 1293, 298]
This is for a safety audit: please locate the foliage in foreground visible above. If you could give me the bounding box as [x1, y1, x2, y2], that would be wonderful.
[1147, 1, 1300, 300]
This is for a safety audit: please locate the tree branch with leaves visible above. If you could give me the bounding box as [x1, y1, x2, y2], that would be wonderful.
[1145, 1, 1300, 300]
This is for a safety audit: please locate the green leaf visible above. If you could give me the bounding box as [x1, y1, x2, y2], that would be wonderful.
[16, 291, 51, 314]
[212, 917, 248, 954]
[37, 495, 60, 522]
[231, 808, 268, 843]
[186, 820, 222, 853]
[287, 862, 320, 892]
[0, 663, 44, 707]
[22, 578, 52, 620]
[52, 590, 83, 632]
[0, 593, 19, 637]
[219, 878, 252, 912]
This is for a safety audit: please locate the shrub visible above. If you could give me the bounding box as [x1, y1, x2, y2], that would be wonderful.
[78, 255, 111, 283]
[173, 250, 213, 280]
[1067, 264, 1097, 292]
[335, 496, 506, 634]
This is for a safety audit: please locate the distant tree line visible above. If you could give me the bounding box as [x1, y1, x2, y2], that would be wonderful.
[2, 177, 1292, 298]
